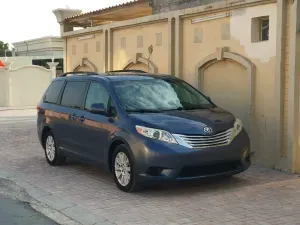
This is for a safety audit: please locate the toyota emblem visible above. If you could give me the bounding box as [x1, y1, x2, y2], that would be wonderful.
[203, 127, 213, 134]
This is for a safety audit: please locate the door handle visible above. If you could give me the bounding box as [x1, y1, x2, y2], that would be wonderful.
[70, 114, 77, 121]
[79, 116, 85, 123]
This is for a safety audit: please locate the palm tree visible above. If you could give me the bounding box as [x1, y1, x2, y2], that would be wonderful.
[0, 41, 9, 51]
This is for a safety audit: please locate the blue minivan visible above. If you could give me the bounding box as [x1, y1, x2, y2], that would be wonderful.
[37, 70, 251, 192]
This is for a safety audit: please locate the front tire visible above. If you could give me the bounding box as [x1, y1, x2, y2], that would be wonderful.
[44, 131, 66, 166]
[112, 145, 140, 192]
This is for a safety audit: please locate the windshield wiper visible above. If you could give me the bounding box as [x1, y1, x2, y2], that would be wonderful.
[126, 109, 161, 113]
[161, 107, 184, 112]
[180, 101, 214, 110]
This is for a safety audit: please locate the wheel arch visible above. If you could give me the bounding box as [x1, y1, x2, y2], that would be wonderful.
[41, 126, 52, 149]
[107, 137, 133, 172]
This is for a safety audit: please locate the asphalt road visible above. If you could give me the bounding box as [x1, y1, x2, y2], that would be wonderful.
[0, 194, 58, 225]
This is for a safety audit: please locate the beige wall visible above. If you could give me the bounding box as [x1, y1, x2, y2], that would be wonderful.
[66, 22, 169, 74]
[67, 32, 104, 72]
[0, 71, 6, 106]
[113, 22, 169, 73]
[0, 56, 63, 69]
[9, 66, 53, 106]
[0, 65, 56, 107]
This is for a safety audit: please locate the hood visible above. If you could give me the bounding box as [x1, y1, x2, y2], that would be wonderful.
[130, 107, 235, 135]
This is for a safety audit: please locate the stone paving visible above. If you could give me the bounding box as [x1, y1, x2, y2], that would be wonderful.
[0, 112, 300, 225]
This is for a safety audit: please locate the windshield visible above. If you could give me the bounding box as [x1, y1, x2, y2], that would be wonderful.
[112, 78, 214, 112]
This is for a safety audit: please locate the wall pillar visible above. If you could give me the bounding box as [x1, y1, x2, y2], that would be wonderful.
[275, 0, 287, 170]
[287, 0, 300, 173]
[107, 29, 113, 71]
[47, 62, 59, 79]
[175, 16, 183, 78]
[168, 17, 175, 75]
[63, 38, 67, 73]
[104, 30, 109, 72]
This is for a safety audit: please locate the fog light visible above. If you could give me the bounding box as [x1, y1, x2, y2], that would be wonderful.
[147, 167, 164, 176]
[161, 169, 174, 176]
[147, 167, 174, 176]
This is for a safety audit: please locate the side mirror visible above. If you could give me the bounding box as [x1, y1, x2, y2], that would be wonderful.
[90, 103, 106, 115]
[207, 96, 212, 101]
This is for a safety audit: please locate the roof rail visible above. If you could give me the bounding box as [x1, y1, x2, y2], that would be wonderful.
[107, 70, 147, 74]
[59, 71, 99, 77]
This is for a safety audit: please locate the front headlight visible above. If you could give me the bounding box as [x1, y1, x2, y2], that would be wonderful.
[136, 125, 178, 144]
[233, 118, 243, 136]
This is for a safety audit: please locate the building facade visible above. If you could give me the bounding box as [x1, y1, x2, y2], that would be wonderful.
[53, 0, 300, 173]
[2, 36, 65, 74]
[12, 36, 64, 57]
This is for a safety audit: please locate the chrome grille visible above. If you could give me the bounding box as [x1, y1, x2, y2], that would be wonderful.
[176, 128, 232, 149]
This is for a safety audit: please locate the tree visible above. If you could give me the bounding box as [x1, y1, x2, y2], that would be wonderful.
[0, 41, 9, 51]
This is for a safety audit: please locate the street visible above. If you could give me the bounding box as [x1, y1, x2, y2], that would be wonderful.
[0, 194, 58, 225]
[0, 109, 300, 225]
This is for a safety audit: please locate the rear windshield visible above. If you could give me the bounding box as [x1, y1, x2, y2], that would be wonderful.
[44, 80, 65, 104]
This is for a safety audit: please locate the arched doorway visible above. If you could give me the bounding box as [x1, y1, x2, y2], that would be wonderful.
[125, 62, 150, 72]
[195, 47, 256, 146]
[123, 53, 158, 73]
[74, 65, 94, 72]
[203, 59, 249, 132]
[72, 58, 98, 72]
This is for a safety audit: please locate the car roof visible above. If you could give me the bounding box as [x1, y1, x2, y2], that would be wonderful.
[54, 71, 176, 82]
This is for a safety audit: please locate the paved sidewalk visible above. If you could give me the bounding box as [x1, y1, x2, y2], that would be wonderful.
[0, 106, 36, 111]
[0, 115, 300, 225]
[0, 107, 36, 117]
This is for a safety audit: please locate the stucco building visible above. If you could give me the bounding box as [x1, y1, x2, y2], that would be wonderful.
[12, 36, 64, 57]
[53, 0, 300, 173]
[2, 36, 65, 74]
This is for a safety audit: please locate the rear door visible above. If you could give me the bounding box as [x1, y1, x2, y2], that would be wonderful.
[58, 80, 88, 158]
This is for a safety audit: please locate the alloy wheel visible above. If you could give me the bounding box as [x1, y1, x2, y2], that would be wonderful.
[114, 152, 131, 187]
[45, 135, 56, 162]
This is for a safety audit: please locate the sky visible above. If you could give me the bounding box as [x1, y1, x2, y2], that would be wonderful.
[1, 0, 130, 46]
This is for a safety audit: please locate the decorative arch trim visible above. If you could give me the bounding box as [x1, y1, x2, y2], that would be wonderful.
[73, 57, 98, 72]
[122, 53, 158, 73]
[195, 47, 256, 148]
[9, 65, 51, 72]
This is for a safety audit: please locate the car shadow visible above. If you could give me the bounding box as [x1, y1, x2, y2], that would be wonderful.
[64, 158, 298, 196]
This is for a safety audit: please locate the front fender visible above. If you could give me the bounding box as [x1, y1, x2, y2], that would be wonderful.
[104, 130, 138, 171]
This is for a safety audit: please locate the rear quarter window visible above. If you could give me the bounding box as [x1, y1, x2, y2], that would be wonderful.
[61, 81, 88, 109]
[44, 80, 65, 104]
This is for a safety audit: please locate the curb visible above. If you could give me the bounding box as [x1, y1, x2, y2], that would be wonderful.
[0, 106, 36, 111]
[0, 170, 116, 225]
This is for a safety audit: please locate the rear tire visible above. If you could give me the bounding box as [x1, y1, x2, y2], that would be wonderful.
[44, 131, 66, 166]
[112, 145, 141, 192]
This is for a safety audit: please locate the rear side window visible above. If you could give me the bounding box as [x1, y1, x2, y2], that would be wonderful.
[61, 81, 87, 109]
[44, 80, 65, 104]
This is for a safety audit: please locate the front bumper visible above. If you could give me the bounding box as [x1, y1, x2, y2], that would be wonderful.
[130, 129, 251, 182]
